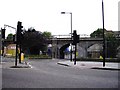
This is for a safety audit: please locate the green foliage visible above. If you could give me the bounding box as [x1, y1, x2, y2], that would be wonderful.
[90, 28, 120, 58]
[21, 28, 49, 55]
[106, 33, 120, 58]
[90, 28, 106, 38]
[42, 31, 52, 38]
[6, 33, 13, 40]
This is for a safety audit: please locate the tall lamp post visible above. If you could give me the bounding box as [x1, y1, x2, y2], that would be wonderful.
[61, 12, 73, 61]
[102, 0, 105, 67]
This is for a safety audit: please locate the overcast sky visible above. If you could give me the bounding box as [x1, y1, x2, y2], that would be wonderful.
[0, 0, 119, 37]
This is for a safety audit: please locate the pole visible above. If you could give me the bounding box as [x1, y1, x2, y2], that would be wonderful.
[19, 35, 22, 63]
[74, 44, 77, 65]
[15, 43, 18, 66]
[1, 28, 5, 56]
[19, 44, 21, 63]
[102, 0, 105, 67]
[2, 41, 4, 56]
[70, 13, 73, 61]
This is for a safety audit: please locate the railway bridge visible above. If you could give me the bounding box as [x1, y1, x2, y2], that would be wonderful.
[49, 37, 103, 59]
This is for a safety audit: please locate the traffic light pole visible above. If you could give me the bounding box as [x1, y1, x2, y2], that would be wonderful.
[2, 41, 4, 56]
[74, 44, 77, 65]
[15, 43, 18, 66]
[1, 28, 6, 56]
[17, 21, 23, 64]
[19, 44, 22, 63]
[72, 30, 79, 65]
[15, 21, 23, 66]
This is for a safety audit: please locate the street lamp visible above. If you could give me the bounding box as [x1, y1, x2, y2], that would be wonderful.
[61, 12, 73, 61]
[3, 24, 18, 66]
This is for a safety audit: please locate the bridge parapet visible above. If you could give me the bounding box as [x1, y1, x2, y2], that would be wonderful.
[49, 37, 103, 42]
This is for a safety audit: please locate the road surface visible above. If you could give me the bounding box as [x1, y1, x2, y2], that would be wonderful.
[2, 58, 119, 89]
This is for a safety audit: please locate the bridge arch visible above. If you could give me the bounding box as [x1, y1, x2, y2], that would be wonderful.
[77, 42, 103, 58]
[87, 43, 103, 58]
[116, 46, 120, 58]
[59, 43, 70, 59]
[77, 46, 87, 58]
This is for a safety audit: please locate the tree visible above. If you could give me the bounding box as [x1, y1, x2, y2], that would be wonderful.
[42, 31, 52, 38]
[105, 31, 119, 58]
[90, 28, 106, 38]
[21, 28, 48, 55]
[90, 28, 120, 58]
[6, 33, 13, 41]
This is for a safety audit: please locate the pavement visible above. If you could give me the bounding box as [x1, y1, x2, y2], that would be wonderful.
[57, 60, 120, 70]
[0, 58, 120, 70]
[1, 61, 32, 69]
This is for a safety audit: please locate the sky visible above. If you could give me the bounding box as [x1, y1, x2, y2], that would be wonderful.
[0, 0, 119, 37]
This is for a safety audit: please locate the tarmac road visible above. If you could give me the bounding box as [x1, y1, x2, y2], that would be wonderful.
[2, 58, 119, 89]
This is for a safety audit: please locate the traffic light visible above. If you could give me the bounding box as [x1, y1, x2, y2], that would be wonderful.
[1, 28, 6, 39]
[72, 30, 77, 45]
[72, 30, 79, 45]
[17, 21, 23, 43]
